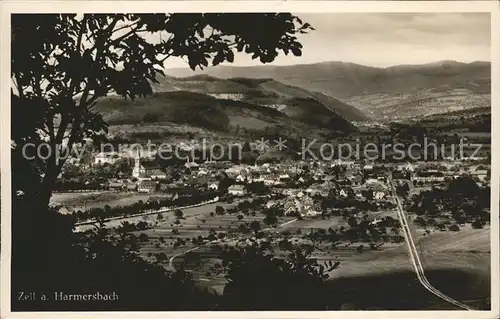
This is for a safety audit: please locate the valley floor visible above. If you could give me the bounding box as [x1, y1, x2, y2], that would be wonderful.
[54, 191, 491, 310]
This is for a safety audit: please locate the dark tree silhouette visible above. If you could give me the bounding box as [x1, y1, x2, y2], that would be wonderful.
[263, 212, 278, 226]
[250, 220, 261, 234]
[215, 205, 225, 215]
[220, 243, 340, 310]
[11, 13, 314, 207]
[174, 209, 184, 219]
[396, 183, 410, 198]
[11, 12, 315, 311]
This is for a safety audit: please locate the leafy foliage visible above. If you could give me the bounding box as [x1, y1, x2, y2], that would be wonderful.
[11, 13, 313, 204]
[409, 176, 490, 225]
[72, 191, 217, 223]
[11, 196, 217, 311]
[220, 242, 340, 310]
[11, 13, 318, 311]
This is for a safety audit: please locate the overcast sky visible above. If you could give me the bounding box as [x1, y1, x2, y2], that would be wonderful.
[163, 13, 490, 68]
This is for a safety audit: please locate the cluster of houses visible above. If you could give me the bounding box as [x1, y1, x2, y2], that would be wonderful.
[207, 93, 287, 111]
[220, 161, 394, 218]
[101, 149, 222, 194]
[391, 162, 490, 185]
[262, 194, 321, 218]
[90, 145, 489, 200]
[97, 153, 393, 198]
[207, 93, 244, 100]
[223, 161, 368, 186]
[261, 181, 390, 218]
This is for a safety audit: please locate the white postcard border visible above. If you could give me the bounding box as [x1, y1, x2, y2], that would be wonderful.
[1, 1, 499, 319]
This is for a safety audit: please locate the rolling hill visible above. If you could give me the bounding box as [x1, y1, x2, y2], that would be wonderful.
[94, 89, 358, 141]
[165, 60, 491, 121]
[415, 106, 491, 132]
[151, 75, 369, 122]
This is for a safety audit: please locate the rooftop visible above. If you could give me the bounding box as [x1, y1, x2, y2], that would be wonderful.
[185, 162, 200, 168]
[228, 184, 245, 190]
[138, 180, 158, 188]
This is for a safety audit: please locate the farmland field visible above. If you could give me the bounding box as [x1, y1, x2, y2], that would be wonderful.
[64, 189, 491, 310]
[326, 268, 488, 310]
[409, 224, 490, 271]
[50, 191, 161, 211]
[144, 206, 411, 294]
[408, 220, 490, 308]
[322, 222, 491, 310]
[75, 199, 238, 231]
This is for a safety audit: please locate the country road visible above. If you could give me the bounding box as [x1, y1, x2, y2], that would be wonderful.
[389, 176, 474, 311]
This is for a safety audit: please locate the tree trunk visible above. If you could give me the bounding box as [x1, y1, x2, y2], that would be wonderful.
[39, 159, 60, 208]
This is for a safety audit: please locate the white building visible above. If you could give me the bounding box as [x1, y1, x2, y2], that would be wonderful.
[411, 170, 445, 183]
[470, 170, 489, 181]
[339, 189, 348, 198]
[197, 168, 209, 176]
[150, 169, 167, 180]
[374, 191, 386, 200]
[263, 178, 276, 186]
[208, 93, 244, 100]
[208, 182, 219, 190]
[363, 164, 374, 171]
[235, 174, 246, 182]
[265, 201, 277, 209]
[228, 184, 246, 196]
[279, 174, 291, 181]
[137, 180, 157, 193]
[184, 160, 199, 170]
[94, 152, 120, 165]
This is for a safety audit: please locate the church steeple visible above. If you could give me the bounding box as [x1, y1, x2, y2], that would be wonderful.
[132, 148, 141, 178]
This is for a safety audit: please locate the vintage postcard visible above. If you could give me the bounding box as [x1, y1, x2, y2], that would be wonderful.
[1, 1, 499, 318]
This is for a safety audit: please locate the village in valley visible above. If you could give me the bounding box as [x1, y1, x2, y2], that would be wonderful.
[12, 11, 493, 312]
[51, 129, 491, 306]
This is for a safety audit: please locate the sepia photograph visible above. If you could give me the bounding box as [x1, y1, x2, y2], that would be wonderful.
[1, 1, 499, 317]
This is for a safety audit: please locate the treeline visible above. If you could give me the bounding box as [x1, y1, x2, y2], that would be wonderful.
[13, 197, 343, 311]
[58, 160, 133, 190]
[54, 181, 105, 192]
[419, 113, 491, 132]
[281, 215, 404, 251]
[337, 215, 403, 245]
[408, 176, 490, 227]
[322, 196, 396, 212]
[72, 190, 220, 223]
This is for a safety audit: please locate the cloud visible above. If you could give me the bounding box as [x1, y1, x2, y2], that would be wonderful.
[164, 13, 490, 68]
[298, 13, 490, 45]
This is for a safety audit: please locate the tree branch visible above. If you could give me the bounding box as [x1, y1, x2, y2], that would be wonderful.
[57, 16, 119, 170]
[110, 25, 148, 46]
[68, 18, 87, 96]
[11, 75, 24, 99]
[110, 20, 140, 36]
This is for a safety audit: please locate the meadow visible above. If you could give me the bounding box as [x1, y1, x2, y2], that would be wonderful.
[50, 191, 159, 211]
[61, 189, 491, 310]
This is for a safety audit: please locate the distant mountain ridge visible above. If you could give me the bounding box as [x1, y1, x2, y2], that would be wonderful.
[95, 60, 490, 141]
[164, 60, 491, 121]
[164, 60, 490, 97]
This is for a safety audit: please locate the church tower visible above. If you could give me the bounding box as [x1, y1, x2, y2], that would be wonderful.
[132, 148, 141, 178]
